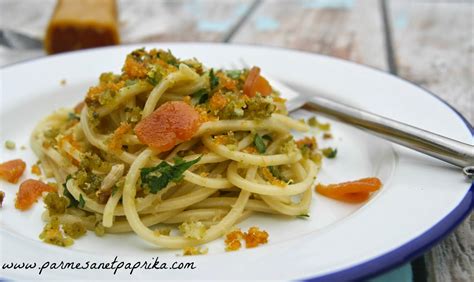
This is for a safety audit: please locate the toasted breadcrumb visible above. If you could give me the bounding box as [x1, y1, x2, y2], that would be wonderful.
[225, 227, 269, 251]
[296, 136, 317, 150]
[209, 92, 228, 111]
[213, 134, 235, 145]
[260, 167, 286, 187]
[183, 95, 192, 105]
[154, 227, 171, 236]
[108, 122, 132, 152]
[0, 190, 4, 207]
[44, 192, 68, 216]
[242, 146, 258, 154]
[323, 133, 333, 139]
[63, 222, 87, 239]
[225, 229, 244, 251]
[243, 226, 269, 248]
[179, 221, 207, 240]
[39, 216, 74, 247]
[183, 246, 208, 256]
[31, 164, 42, 176]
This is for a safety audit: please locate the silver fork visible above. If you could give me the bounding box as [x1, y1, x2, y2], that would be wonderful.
[224, 61, 474, 179]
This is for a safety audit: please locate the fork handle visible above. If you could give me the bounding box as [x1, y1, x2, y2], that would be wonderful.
[302, 96, 474, 175]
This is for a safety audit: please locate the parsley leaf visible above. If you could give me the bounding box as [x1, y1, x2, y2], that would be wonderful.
[140, 156, 202, 194]
[262, 134, 273, 141]
[297, 214, 310, 219]
[225, 70, 242, 80]
[146, 70, 162, 86]
[68, 112, 80, 121]
[322, 148, 337, 159]
[78, 194, 86, 208]
[254, 134, 266, 154]
[62, 175, 78, 208]
[111, 185, 119, 196]
[209, 69, 219, 90]
[191, 89, 209, 105]
[268, 166, 288, 182]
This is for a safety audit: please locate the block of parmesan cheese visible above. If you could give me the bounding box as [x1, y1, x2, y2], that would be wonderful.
[44, 0, 120, 54]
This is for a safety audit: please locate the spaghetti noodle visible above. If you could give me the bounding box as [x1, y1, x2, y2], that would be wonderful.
[31, 48, 322, 249]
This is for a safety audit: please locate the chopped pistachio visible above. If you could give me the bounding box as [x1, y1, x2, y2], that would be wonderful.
[94, 222, 106, 237]
[4, 140, 15, 150]
[183, 246, 208, 256]
[322, 147, 338, 159]
[308, 116, 331, 131]
[63, 222, 87, 239]
[39, 216, 74, 247]
[44, 192, 69, 216]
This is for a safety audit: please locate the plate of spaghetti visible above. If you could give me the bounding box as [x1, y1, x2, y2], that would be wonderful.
[0, 43, 472, 281]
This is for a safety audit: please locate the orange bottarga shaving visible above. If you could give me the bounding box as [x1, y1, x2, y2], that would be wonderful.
[15, 179, 57, 211]
[315, 177, 382, 203]
[0, 159, 26, 184]
[243, 66, 272, 97]
[134, 101, 201, 152]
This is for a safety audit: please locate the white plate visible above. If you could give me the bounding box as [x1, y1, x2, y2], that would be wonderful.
[0, 43, 472, 280]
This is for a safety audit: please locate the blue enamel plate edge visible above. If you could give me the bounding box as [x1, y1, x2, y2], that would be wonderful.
[302, 65, 474, 282]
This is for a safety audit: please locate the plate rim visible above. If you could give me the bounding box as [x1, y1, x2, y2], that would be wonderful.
[1, 42, 472, 281]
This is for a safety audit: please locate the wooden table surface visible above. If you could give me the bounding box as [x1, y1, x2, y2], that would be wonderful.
[1, 0, 472, 281]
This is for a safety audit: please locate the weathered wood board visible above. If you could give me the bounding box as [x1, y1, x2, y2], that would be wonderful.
[388, 1, 473, 281]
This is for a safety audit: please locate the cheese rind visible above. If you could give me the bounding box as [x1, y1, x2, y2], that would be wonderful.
[45, 0, 120, 54]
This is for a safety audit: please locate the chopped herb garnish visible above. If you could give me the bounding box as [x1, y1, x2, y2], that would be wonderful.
[268, 166, 288, 182]
[125, 79, 138, 86]
[225, 70, 242, 80]
[262, 134, 273, 141]
[297, 214, 310, 219]
[209, 69, 219, 90]
[254, 134, 266, 154]
[191, 89, 209, 105]
[62, 175, 78, 208]
[322, 148, 337, 159]
[146, 70, 162, 86]
[111, 185, 119, 196]
[68, 112, 80, 121]
[140, 156, 202, 194]
[78, 194, 85, 208]
[159, 49, 179, 67]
